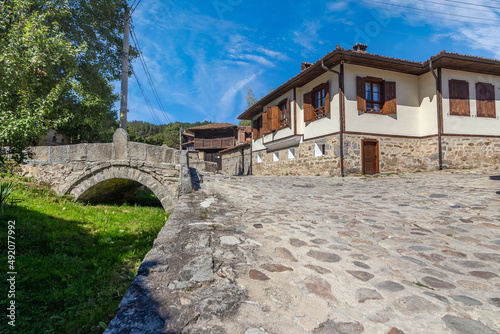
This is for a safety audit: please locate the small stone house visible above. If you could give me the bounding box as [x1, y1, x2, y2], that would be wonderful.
[237, 44, 500, 176]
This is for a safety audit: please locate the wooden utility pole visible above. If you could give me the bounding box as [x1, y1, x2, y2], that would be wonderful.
[179, 127, 183, 150]
[120, 7, 130, 130]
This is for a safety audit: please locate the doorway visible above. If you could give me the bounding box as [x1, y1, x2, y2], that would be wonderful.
[362, 139, 379, 175]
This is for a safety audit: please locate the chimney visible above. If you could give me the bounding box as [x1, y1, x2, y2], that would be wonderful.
[352, 43, 368, 53]
[301, 62, 312, 71]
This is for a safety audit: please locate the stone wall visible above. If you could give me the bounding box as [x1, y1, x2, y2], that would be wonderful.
[250, 133, 499, 176]
[442, 136, 500, 169]
[220, 145, 250, 175]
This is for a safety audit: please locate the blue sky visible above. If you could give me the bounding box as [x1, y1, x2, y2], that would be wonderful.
[120, 0, 500, 125]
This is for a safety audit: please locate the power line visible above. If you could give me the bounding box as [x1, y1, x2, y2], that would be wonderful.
[130, 24, 171, 125]
[442, 0, 500, 11]
[130, 0, 142, 15]
[416, 0, 500, 13]
[362, 0, 500, 23]
[361, 0, 500, 26]
[133, 71, 162, 125]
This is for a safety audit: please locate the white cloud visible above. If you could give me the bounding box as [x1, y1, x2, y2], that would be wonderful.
[292, 20, 322, 55]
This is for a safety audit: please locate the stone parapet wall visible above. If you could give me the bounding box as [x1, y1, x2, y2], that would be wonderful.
[220, 145, 250, 175]
[250, 133, 499, 176]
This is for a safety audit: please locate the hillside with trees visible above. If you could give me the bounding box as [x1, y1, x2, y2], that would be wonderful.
[128, 120, 211, 148]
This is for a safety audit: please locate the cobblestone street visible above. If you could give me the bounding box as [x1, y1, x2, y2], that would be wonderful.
[201, 170, 500, 334]
[107, 169, 500, 334]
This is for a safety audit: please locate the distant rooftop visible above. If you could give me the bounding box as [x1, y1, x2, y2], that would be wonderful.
[186, 123, 237, 131]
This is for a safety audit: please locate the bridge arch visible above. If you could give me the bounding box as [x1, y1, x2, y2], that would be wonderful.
[64, 165, 178, 211]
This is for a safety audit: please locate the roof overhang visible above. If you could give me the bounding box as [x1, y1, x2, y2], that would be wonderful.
[239, 49, 500, 120]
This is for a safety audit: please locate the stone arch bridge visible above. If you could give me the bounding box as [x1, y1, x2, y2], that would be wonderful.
[20, 129, 203, 211]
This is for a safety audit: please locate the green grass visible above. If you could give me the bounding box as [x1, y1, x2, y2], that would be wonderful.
[0, 173, 169, 334]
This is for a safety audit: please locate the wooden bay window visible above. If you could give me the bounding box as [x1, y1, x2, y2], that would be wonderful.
[304, 82, 330, 123]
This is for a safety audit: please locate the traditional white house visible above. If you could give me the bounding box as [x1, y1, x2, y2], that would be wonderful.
[237, 44, 500, 176]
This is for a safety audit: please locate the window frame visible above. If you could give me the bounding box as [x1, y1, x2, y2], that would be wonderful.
[448, 79, 470, 116]
[364, 78, 384, 114]
[476, 82, 496, 118]
[311, 84, 327, 120]
[277, 98, 290, 130]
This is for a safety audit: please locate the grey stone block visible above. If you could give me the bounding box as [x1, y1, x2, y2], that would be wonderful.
[69, 144, 87, 161]
[31, 146, 48, 161]
[146, 145, 164, 163]
[87, 144, 112, 162]
[128, 142, 148, 161]
[49, 146, 68, 163]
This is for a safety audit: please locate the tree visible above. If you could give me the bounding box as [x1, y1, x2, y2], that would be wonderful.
[245, 87, 257, 108]
[239, 120, 251, 126]
[0, 0, 134, 163]
[0, 1, 81, 163]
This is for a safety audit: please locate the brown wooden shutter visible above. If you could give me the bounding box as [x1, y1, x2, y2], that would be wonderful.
[262, 109, 269, 134]
[286, 98, 291, 127]
[383, 81, 397, 115]
[324, 81, 331, 117]
[270, 106, 280, 131]
[252, 119, 260, 139]
[357, 77, 366, 112]
[449, 80, 470, 116]
[304, 92, 313, 122]
[476, 82, 496, 118]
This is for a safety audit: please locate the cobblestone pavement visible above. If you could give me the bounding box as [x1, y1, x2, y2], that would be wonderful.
[201, 170, 500, 334]
[107, 170, 500, 334]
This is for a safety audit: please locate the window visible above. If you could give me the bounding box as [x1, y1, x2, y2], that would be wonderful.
[277, 99, 290, 129]
[449, 79, 470, 116]
[476, 82, 496, 118]
[356, 77, 396, 115]
[304, 82, 330, 122]
[273, 152, 279, 161]
[256, 153, 263, 163]
[288, 148, 296, 160]
[315, 143, 326, 157]
[365, 81, 383, 112]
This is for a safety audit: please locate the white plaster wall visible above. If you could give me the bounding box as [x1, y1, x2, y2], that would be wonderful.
[344, 64, 421, 136]
[418, 72, 439, 136]
[297, 67, 341, 140]
[441, 69, 500, 135]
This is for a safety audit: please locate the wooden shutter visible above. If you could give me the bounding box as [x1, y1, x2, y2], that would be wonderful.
[252, 119, 260, 139]
[476, 82, 496, 118]
[357, 77, 366, 112]
[270, 106, 279, 131]
[324, 81, 331, 117]
[449, 80, 470, 116]
[383, 81, 397, 115]
[286, 98, 291, 127]
[304, 92, 313, 122]
[262, 109, 269, 134]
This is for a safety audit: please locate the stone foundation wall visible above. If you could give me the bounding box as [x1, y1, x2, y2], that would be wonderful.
[252, 136, 341, 176]
[221, 145, 251, 175]
[250, 133, 499, 176]
[442, 136, 500, 169]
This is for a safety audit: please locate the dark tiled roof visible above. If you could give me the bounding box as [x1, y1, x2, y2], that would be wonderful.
[186, 123, 237, 131]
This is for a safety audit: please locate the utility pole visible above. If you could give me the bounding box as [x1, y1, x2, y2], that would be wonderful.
[119, 7, 130, 130]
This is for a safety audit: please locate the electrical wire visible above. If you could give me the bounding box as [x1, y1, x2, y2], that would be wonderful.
[361, 0, 500, 26]
[442, 0, 500, 11]
[133, 71, 162, 125]
[130, 0, 142, 14]
[416, 0, 499, 13]
[130, 24, 172, 125]
[362, 0, 500, 23]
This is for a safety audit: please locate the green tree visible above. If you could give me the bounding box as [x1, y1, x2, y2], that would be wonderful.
[0, 0, 134, 163]
[0, 1, 81, 163]
[245, 87, 257, 108]
[239, 120, 251, 126]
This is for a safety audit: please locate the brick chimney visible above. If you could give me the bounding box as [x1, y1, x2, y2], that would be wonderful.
[352, 43, 368, 53]
[301, 62, 312, 71]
